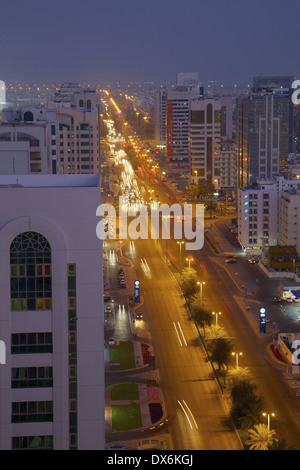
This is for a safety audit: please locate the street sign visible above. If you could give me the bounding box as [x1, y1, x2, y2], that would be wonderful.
[259, 307, 266, 334]
[134, 280, 140, 303]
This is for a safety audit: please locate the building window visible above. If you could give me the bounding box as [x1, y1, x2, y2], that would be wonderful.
[12, 435, 53, 450]
[11, 332, 52, 354]
[12, 367, 53, 388]
[12, 401, 53, 423]
[10, 232, 52, 311]
[68, 264, 77, 449]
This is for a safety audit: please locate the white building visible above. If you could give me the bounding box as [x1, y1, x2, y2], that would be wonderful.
[0, 174, 104, 450]
[188, 98, 221, 187]
[0, 80, 6, 106]
[237, 176, 300, 255]
[279, 188, 300, 256]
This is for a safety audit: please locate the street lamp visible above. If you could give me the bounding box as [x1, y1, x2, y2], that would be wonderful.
[186, 257, 194, 270]
[177, 241, 185, 272]
[212, 311, 221, 326]
[163, 215, 170, 263]
[232, 352, 243, 368]
[262, 412, 275, 432]
[197, 281, 206, 306]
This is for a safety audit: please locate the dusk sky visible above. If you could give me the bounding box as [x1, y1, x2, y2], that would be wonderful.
[1, 0, 299, 85]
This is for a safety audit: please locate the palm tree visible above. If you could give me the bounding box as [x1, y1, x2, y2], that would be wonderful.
[238, 398, 265, 430]
[190, 299, 212, 336]
[208, 337, 233, 372]
[246, 423, 277, 450]
[268, 438, 296, 450]
[181, 267, 199, 302]
[227, 366, 252, 386]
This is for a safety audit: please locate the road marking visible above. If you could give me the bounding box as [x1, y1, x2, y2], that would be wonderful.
[178, 400, 198, 430]
[173, 322, 182, 346]
[177, 321, 188, 346]
[182, 400, 198, 429]
[173, 321, 188, 347]
[178, 400, 193, 429]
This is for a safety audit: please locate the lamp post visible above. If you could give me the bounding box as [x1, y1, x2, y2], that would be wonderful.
[212, 311, 221, 326]
[186, 257, 194, 270]
[262, 412, 275, 432]
[177, 241, 184, 272]
[194, 170, 198, 202]
[232, 351, 243, 368]
[197, 281, 206, 306]
[163, 215, 170, 263]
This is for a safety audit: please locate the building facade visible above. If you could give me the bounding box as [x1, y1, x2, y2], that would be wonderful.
[235, 76, 294, 188]
[0, 174, 104, 450]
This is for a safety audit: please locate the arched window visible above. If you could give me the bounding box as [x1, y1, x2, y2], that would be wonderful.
[24, 111, 34, 122]
[10, 232, 52, 311]
[79, 100, 83, 108]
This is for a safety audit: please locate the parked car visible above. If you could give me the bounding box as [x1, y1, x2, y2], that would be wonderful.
[108, 337, 116, 345]
[226, 258, 237, 263]
[106, 444, 127, 450]
[248, 257, 257, 264]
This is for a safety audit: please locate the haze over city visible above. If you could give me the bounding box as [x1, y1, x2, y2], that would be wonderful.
[1, 0, 299, 84]
[1, 0, 300, 458]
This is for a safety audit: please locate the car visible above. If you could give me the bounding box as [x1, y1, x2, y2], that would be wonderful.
[105, 306, 112, 314]
[293, 297, 300, 302]
[136, 312, 143, 319]
[120, 283, 126, 289]
[104, 294, 112, 302]
[296, 316, 300, 322]
[225, 258, 237, 263]
[108, 337, 116, 345]
[286, 298, 293, 303]
[248, 257, 257, 264]
[106, 444, 127, 450]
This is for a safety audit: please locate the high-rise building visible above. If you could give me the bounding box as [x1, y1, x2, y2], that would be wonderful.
[0, 174, 104, 450]
[154, 87, 167, 147]
[188, 97, 234, 190]
[165, 73, 203, 172]
[235, 76, 294, 188]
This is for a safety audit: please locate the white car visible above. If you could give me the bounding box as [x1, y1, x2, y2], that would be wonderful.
[108, 337, 116, 345]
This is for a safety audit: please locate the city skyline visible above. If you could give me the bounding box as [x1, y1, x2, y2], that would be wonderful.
[1, 0, 299, 84]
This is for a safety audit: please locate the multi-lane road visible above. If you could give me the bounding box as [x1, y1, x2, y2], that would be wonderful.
[102, 106, 300, 450]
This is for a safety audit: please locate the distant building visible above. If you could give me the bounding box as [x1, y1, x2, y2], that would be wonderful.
[0, 85, 100, 175]
[235, 76, 294, 188]
[188, 97, 234, 190]
[0, 80, 6, 106]
[237, 176, 300, 256]
[0, 174, 104, 450]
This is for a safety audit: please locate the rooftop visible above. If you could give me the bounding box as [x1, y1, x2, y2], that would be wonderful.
[0, 174, 100, 188]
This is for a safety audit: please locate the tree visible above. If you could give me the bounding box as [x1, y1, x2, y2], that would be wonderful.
[205, 324, 227, 340]
[190, 300, 212, 336]
[246, 424, 277, 450]
[237, 398, 265, 430]
[196, 180, 215, 201]
[181, 267, 199, 302]
[227, 366, 252, 387]
[208, 337, 233, 371]
[230, 378, 257, 406]
[268, 438, 296, 450]
[205, 200, 218, 218]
